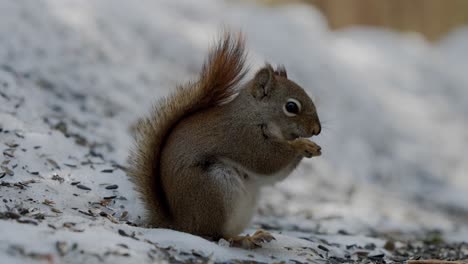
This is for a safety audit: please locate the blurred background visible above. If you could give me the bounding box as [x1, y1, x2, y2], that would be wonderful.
[262, 0, 468, 40]
[1, 0, 468, 246]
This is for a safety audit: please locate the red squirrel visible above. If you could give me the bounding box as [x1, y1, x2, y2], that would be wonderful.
[128, 32, 321, 249]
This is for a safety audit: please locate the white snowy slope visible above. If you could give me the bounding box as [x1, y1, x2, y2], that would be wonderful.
[0, 0, 467, 263]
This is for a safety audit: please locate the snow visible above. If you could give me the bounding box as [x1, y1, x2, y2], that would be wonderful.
[1, 0, 467, 263]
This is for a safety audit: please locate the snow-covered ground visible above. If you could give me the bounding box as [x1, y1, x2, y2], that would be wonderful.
[1, 0, 468, 263]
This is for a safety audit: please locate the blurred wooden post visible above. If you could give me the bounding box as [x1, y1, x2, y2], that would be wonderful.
[296, 0, 468, 40]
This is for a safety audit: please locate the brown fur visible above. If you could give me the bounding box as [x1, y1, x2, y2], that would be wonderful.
[127, 32, 247, 227]
[128, 32, 321, 239]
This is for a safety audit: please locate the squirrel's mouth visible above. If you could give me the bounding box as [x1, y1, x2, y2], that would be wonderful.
[288, 132, 300, 140]
[289, 131, 314, 140]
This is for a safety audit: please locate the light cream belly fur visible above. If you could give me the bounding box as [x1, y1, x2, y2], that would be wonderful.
[209, 159, 297, 237]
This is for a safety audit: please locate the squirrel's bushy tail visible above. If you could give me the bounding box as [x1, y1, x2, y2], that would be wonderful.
[127, 32, 247, 226]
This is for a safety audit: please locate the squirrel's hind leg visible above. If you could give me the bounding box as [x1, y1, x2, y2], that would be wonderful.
[227, 230, 276, 249]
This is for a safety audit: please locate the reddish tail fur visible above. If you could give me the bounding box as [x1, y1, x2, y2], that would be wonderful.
[127, 32, 247, 226]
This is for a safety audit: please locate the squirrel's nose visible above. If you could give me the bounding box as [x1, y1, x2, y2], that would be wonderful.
[312, 123, 321, 136]
[311, 113, 321, 136]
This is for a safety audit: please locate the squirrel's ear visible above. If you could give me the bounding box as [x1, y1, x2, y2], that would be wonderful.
[275, 65, 287, 78]
[251, 64, 275, 99]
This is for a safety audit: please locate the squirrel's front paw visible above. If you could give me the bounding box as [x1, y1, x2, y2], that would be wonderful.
[288, 138, 321, 158]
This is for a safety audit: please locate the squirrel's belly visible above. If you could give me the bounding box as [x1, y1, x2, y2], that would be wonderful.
[223, 181, 259, 237]
[216, 159, 298, 236]
[207, 162, 260, 237]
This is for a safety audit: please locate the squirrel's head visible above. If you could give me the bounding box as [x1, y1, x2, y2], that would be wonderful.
[248, 64, 321, 140]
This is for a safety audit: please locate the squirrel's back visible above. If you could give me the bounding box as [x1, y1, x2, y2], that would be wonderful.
[127, 32, 247, 226]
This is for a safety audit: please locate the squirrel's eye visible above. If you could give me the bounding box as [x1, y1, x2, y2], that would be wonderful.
[283, 98, 301, 117]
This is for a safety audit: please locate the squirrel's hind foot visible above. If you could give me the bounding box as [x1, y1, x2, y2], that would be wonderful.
[227, 230, 275, 249]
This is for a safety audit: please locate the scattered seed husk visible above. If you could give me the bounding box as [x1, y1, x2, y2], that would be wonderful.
[14, 97, 25, 109]
[3, 149, 15, 158]
[51, 174, 64, 183]
[192, 250, 207, 258]
[42, 199, 55, 206]
[112, 163, 127, 171]
[106, 214, 119, 224]
[100, 199, 112, 206]
[32, 213, 45, 220]
[318, 245, 329, 252]
[354, 251, 369, 257]
[74, 135, 88, 146]
[368, 253, 385, 261]
[17, 180, 36, 188]
[13, 183, 26, 189]
[63, 222, 76, 228]
[17, 218, 38, 225]
[103, 250, 130, 258]
[78, 210, 94, 217]
[0, 90, 9, 100]
[1, 182, 12, 187]
[56, 241, 68, 256]
[88, 149, 104, 159]
[120, 211, 128, 220]
[52, 121, 67, 135]
[101, 169, 113, 173]
[47, 159, 61, 169]
[105, 184, 118, 190]
[1, 166, 14, 176]
[0, 211, 21, 219]
[5, 142, 19, 148]
[76, 184, 91, 191]
[51, 208, 62, 214]
[126, 221, 139, 227]
[14, 131, 24, 138]
[18, 208, 29, 216]
[118, 229, 139, 241]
